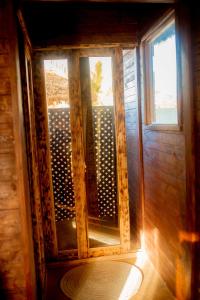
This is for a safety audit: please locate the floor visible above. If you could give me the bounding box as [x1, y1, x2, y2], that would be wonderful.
[56, 219, 120, 250]
[45, 252, 175, 300]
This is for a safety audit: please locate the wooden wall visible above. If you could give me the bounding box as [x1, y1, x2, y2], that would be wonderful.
[140, 6, 195, 299]
[22, 3, 139, 48]
[141, 128, 186, 294]
[123, 49, 141, 249]
[0, 1, 36, 299]
[192, 4, 200, 299]
[1, 1, 196, 298]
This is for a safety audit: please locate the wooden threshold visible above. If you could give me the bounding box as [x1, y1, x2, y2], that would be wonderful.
[47, 250, 142, 269]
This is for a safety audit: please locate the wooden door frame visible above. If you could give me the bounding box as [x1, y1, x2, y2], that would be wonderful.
[33, 46, 131, 261]
[79, 48, 130, 257]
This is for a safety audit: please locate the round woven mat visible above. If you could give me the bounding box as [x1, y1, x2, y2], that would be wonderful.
[60, 261, 143, 300]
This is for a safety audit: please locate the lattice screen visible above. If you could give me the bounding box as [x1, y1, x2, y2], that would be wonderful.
[48, 108, 76, 222]
[48, 107, 117, 223]
[92, 107, 118, 221]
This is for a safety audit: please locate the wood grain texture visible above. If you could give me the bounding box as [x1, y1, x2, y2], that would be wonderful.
[113, 48, 130, 252]
[68, 50, 88, 259]
[0, 1, 36, 299]
[0, 3, 22, 295]
[140, 6, 195, 299]
[32, 53, 58, 259]
[80, 57, 98, 219]
[18, 25, 46, 297]
[123, 48, 141, 249]
[191, 3, 200, 299]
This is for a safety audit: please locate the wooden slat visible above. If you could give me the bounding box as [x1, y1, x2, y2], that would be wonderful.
[79, 48, 114, 57]
[113, 48, 130, 252]
[2, 2, 37, 299]
[139, 6, 196, 299]
[32, 53, 58, 259]
[88, 245, 122, 258]
[68, 50, 88, 259]
[47, 251, 138, 269]
[21, 46, 46, 293]
[17, 9, 32, 53]
[35, 43, 136, 51]
[123, 47, 142, 249]
[192, 4, 200, 299]
[80, 57, 98, 218]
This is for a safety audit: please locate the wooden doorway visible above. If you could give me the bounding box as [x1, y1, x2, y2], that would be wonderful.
[33, 48, 131, 261]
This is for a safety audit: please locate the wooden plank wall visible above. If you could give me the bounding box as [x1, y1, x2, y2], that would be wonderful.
[0, 2, 36, 300]
[123, 49, 141, 249]
[17, 23, 46, 297]
[141, 128, 186, 294]
[139, 6, 194, 299]
[192, 5, 200, 299]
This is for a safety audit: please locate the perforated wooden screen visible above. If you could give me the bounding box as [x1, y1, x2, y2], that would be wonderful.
[48, 107, 117, 223]
[92, 106, 118, 221]
[48, 108, 76, 222]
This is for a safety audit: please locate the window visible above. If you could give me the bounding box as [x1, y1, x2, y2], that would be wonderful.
[143, 14, 180, 129]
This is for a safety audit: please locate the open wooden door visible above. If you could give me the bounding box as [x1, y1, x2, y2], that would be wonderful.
[33, 48, 131, 261]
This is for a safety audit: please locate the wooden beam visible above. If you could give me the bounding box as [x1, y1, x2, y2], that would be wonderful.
[34, 44, 136, 52]
[113, 48, 130, 252]
[68, 50, 88, 259]
[22, 0, 175, 3]
[80, 57, 99, 219]
[17, 9, 32, 53]
[6, 1, 37, 299]
[32, 53, 58, 259]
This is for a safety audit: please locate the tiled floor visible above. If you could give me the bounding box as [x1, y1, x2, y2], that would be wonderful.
[45, 253, 175, 300]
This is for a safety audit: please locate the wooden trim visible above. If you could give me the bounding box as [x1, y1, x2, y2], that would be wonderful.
[68, 50, 88, 259]
[7, 2, 37, 299]
[32, 53, 58, 259]
[141, 10, 182, 131]
[113, 48, 130, 252]
[58, 249, 78, 259]
[88, 245, 122, 257]
[135, 46, 145, 249]
[47, 251, 140, 269]
[141, 9, 175, 42]
[175, 4, 195, 300]
[33, 50, 71, 60]
[143, 124, 182, 132]
[17, 9, 32, 54]
[79, 48, 114, 57]
[34, 43, 136, 52]
[18, 33, 46, 298]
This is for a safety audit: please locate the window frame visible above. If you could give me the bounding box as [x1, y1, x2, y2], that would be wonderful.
[142, 10, 182, 131]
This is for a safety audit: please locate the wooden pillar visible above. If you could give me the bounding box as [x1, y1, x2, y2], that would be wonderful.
[68, 50, 88, 259]
[80, 57, 98, 219]
[113, 48, 130, 252]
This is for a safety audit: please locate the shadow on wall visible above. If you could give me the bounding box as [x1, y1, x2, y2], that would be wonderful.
[0, 271, 9, 300]
[176, 231, 200, 300]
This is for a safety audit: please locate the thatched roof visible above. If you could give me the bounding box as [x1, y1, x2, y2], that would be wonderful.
[45, 71, 69, 106]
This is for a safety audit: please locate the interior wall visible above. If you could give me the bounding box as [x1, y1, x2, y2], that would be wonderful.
[192, 4, 200, 299]
[17, 19, 46, 297]
[0, 2, 36, 299]
[139, 5, 195, 299]
[123, 49, 141, 249]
